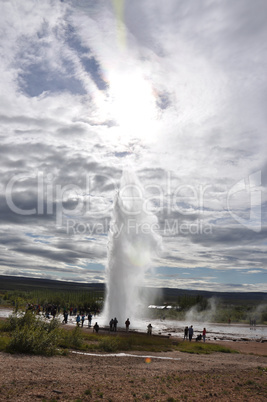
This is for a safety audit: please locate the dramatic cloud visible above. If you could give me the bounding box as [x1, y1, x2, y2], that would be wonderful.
[0, 0, 266, 291]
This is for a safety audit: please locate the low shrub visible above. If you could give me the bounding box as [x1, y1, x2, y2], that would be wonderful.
[5, 312, 60, 356]
[0, 335, 9, 351]
[99, 337, 119, 352]
[59, 327, 83, 349]
[7, 325, 59, 356]
[2, 311, 48, 331]
[0, 314, 23, 332]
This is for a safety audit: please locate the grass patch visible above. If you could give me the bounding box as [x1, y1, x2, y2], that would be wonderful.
[82, 333, 173, 353]
[0, 335, 9, 351]
[73, 332, 174, 353]
[58, 327, 83, 350]
[98, 337, 119, 352]
[0, 313, 238, 356]
[73, 332, 236, 354]
[174, 341, 237, 354]
[84, 388, 92, 396]
[257, 366, 267, 372]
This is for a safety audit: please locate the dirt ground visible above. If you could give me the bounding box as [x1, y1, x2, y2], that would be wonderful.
[0, 341, 266, 402]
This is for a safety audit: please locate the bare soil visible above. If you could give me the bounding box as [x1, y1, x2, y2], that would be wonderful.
[0, 341, 266, 401]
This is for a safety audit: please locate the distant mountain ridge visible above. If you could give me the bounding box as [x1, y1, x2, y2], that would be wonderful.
[0, 275, 266, 303]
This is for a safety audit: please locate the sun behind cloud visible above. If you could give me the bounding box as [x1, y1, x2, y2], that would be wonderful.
[106, 68, 158, 143]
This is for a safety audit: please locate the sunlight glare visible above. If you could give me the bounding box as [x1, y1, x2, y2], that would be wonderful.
[108, 70, 157, 142]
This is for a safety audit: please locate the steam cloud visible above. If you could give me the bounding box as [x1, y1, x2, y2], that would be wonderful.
[103, 169, 161, 325]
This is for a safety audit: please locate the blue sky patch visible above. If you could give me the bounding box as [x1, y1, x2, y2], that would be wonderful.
[19, 63, 86, 97]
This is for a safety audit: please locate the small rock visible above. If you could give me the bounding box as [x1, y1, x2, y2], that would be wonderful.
[52, 390, 63, 394]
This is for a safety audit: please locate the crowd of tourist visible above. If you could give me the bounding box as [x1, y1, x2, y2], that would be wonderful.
[183, 325, 207, 342]
[26, 303, 212, 340]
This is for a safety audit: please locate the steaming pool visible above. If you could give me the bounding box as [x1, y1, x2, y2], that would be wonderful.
[1, 308, 266, 342]
[114, 318, 267, 342]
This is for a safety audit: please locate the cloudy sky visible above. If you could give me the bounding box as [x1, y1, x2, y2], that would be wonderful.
[0, 0, 266, 292]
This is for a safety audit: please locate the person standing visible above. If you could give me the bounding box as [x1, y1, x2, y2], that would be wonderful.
[64, 311, 68, 324]
[183, 326, 188, 340]
[147, 323, 152, 335]
[125, 318, 130, 332]
[109, 318, 114, 332]
[88, 312, 92, 327]
[113, 317, 118, 332]
[188, 325, 193, 341]
[81, 314, 85, 327]
[202, 327, 206, 342]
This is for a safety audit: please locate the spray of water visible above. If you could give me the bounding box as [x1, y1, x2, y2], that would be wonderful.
[103, 169, 161, 326]
[185, 297, 218, 323]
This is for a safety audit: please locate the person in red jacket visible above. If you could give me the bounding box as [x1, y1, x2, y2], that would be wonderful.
[202, 327, 206, 342]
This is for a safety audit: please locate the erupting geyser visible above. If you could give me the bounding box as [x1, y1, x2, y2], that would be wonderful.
[103, 169, 161, 325]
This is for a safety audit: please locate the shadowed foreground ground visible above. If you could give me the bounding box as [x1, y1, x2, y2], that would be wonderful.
[0, 341, 266, 401]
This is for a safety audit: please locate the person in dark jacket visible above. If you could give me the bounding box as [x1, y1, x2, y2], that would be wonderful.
[125, 318, 130, 332]
[183, 326, 188, 340]
[113, 317, 118, 332]
[188, 325, 193, 341]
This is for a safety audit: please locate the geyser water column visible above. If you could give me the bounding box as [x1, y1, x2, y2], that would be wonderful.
[103, 169, 161, 326]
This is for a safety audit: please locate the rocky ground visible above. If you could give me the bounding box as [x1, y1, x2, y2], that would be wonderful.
[0, 340, 266, 401]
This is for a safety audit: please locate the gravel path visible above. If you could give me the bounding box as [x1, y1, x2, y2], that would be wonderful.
[0, 341, 266, 401]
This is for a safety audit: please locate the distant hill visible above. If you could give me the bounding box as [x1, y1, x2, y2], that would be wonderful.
[0, 275, 105, 293]
[0, 275, 266, 305]
[160, 287, 267, 304]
